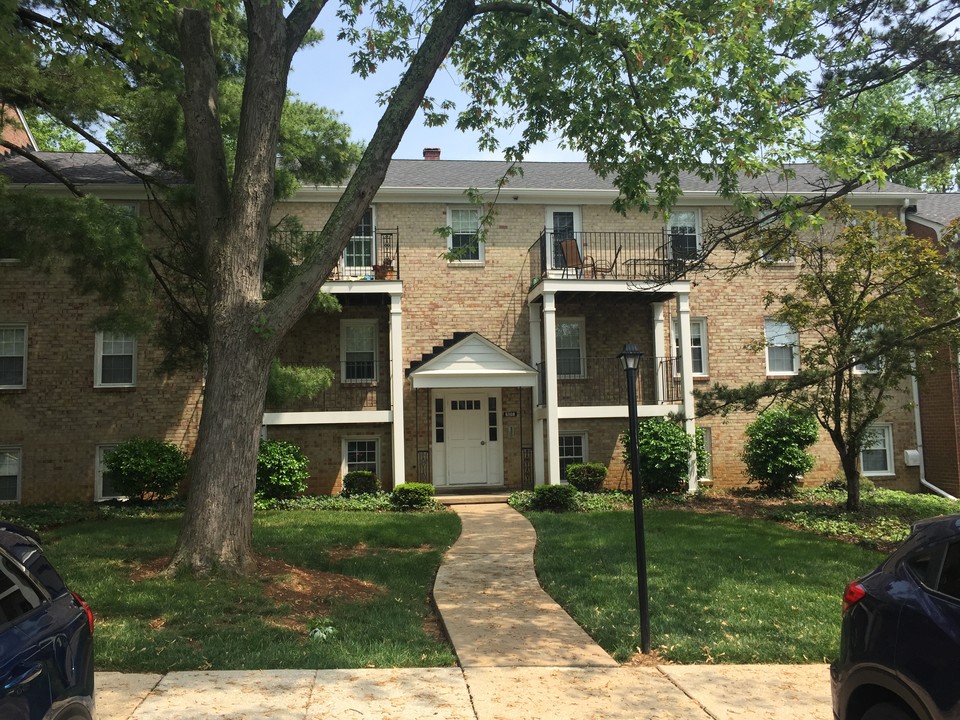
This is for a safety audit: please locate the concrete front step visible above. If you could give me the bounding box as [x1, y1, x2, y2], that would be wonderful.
[436, 494, 511, 505]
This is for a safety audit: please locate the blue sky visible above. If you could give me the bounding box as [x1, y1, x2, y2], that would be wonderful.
[287, 19, 584, 163]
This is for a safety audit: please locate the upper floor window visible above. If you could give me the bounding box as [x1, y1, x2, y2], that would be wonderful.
[0, 448, 21, 502]
[344, 207, 375, 272]
[672, 317, 708, 376]
[765, 319, 799, 375]
[448, 207, 482, 263]
[341, 320, 377, 383]
[0, 325, 26, 389]
[556, 319, 585, 379]
[861, 424, 894, 476]
[95, 331, 137, 387]
[668, 209, 700, 260]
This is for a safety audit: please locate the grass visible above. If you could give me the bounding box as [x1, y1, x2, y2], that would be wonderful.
[527, 508, 883, 664]
[38, 509, 461, 672]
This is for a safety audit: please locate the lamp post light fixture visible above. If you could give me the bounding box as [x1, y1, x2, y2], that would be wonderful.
[618, 342, 651, 654]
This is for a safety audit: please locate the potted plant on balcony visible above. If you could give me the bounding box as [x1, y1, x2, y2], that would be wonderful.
[373, 257, 395, 280]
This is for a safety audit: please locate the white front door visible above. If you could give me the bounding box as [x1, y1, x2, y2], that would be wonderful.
[445, 394, 488, 486]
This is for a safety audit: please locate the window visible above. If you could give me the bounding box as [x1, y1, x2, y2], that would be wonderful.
[0, 448, 20, 502]
[344, 207, 374, 271]
[765, 319, 799, 375]
[672, 317, 708, 376]
[668, 210, 700, 260]
[435, 398, 445, 443]
[448, 207, 482, 262]
[861, 424, 894, 476]
[95, 331, 136, 387]
[853, 327, 882, 374]
[556, 319, 585, 378]
[345, 438, 378, 475]
[547, 207, 580, 268]
[0, 551, 44, 626]
[96, 445, 123, 501]
[758, 211, 795, 264]
[341, 321, 377, 383]
[0, 326, 26, 389]
[559, 433, 586, 480]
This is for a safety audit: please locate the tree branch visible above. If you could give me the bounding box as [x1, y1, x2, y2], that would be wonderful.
[0, 142, 85, 198]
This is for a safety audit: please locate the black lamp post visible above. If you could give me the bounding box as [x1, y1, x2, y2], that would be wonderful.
[618, 342, 651, 654]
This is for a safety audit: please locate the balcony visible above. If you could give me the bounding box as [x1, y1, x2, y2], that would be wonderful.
[529, 230, 696, 287]
[265, 362, 390, 413]
[537, 356, 683, 407]
[270, 227, 402, 281]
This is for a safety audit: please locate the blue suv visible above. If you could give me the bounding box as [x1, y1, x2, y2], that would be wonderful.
[832, 514, 960, 720]
[0, 524, 94, 720]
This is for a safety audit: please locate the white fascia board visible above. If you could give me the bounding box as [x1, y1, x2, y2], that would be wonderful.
[558, 404, 681, 420]
[323, 280, 403, 295]
[410, 372, 538, 389]
[6, 183, 150, 200]
[528, 278, 691, 301]
[263, 410, 393, 425]
[906, 215, 945, 234]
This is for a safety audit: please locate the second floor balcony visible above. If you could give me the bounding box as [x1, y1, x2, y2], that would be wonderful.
[538, 356, 683, 407]
[529, 230, 697, 288]
[271, 227, 402, 281]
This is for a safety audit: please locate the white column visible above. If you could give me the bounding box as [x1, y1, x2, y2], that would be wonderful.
[542, 292, 561, 485]
[529, 303, 545, 486]
[676, 292, 698, 492]
[389, 292, 406, 485]
[652, 302, 666, 404]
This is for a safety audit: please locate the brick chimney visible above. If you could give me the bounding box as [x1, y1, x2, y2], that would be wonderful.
[423, 147, 441, 161]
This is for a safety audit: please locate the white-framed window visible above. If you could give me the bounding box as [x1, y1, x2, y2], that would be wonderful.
[546, 206, 582, 268]
[95, 331, 137, 387]
[341, 320, 378, 383]
[758, 211, 796, 264]
[344, 438, 379, 475]
[344, 207, 375, 272]
[667, 209, 700, 260]
[852, 327, 882, 374]
[861, 424, 894, 476]
[0, 325, 26, 389]
[448, 207, 482, 262]
[672, 317, 708, 376]
[699, 426, 713, 481]
[95, 444, 125, 501]
[556, 318, 586, 379]
[0, 447, 21, 502]
[559, 432, 587, 481]
[764, 319, 799, 375]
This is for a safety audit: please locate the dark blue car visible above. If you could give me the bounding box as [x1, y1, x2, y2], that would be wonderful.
[0, 524, 94, 720]
[832, 514, 960, 720]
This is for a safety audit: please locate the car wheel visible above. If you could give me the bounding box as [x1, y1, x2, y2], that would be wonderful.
[861, 702, 917, 720]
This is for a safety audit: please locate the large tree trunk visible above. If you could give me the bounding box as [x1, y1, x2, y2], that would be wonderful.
[167, 306, 271, 575]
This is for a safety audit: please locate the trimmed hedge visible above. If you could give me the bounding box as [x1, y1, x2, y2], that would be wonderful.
[103, 438, 188, 500]
[565, 462, 607, 492]
[342, 470, 381, 497]
[530, 484, 578, 511]
[390, 482, 435, 510]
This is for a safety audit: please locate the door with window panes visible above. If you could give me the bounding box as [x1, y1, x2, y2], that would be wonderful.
[435, 391, 502, 486]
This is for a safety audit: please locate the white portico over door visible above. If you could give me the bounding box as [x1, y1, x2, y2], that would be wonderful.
[407, 333, 538, 489]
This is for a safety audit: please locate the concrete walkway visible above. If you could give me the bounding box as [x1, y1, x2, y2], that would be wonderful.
[95, 502, 834, 719]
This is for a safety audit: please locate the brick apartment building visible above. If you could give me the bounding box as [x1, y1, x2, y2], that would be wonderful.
[0, 142, 932, 503]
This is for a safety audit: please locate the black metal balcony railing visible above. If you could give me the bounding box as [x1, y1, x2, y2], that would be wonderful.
[529, 230, 696, 287]
[265, 362, 389, 413]
[537, 356, 683, 407]
[270, 227, 401, 281]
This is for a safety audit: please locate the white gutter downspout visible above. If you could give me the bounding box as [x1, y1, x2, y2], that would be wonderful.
[911, 371, 957, 500]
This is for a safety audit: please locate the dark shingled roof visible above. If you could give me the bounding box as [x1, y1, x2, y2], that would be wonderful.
[911, 193, 960, 226]
[1, 151, 921, 197]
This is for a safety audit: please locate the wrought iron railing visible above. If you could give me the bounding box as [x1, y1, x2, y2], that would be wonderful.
[537, 356, 683, 407]
[269, 227, 401, 281]
[529, 229, 696, 288]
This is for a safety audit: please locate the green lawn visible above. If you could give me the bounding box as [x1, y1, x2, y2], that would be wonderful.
[528, 508, 883, 663]
[40, 509, 461, 672]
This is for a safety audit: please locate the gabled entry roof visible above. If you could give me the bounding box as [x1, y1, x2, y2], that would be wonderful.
[407, 333, 538, 389]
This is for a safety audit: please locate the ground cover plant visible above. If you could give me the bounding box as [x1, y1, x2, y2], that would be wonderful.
[527, 508, 883, 664]
[34, 508, 460, 672]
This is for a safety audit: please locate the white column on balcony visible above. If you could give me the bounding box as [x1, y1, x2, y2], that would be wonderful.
[652, 302, 666, 404]
[676, 292, 698, 492]
[542, 292, 561, 485]
[529, 302, 545, 486]
[389, 291, 406, 485]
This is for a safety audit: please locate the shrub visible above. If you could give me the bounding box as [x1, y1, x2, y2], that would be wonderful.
[742, 406, 819, 496]
[530, 484, 578, 511]
[565, 463, 607, 492]
[390, 482, 435, 510]
[341, 470, 381, 497]
[621, 418, 694, 494]
[104, 438, 188, 501]
[256, 440, 309, 500]
[265, 360, 334, 407]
